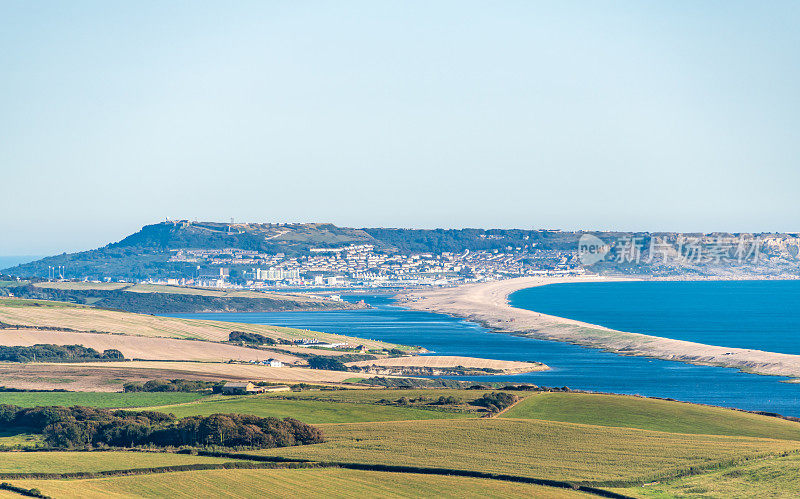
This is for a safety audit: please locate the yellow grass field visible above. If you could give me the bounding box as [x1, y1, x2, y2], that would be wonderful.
[255, 418, 800, 484]
[0, 298, 401, 350]
[346, 355, 547, 373]
[59, 361, 372, 384]
[8, 468, 593, 498]
[0, 329, 301, 363]
[0, 452, 240, 474]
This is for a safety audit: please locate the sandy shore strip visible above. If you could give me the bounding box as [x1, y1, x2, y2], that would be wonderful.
[398, 276, 800, 379]
[346, 355, 548, 375]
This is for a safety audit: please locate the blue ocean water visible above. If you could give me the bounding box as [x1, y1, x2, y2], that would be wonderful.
[509, 280, 800, 355]
[168, 286, 800, 417]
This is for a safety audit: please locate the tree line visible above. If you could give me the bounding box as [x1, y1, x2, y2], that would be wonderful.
[0, 344, 123, 363]
[123, 379, 222, 393]
[0, 405, 323, 450]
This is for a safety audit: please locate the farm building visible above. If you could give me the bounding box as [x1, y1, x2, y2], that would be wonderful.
[221, 382, 264, 395]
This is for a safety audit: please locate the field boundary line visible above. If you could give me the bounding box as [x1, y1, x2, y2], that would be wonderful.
[0, 460, 317, 480]
[196, 451, 633, 498]
[489, 395, 527, 418]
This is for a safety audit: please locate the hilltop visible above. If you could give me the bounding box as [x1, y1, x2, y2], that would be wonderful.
[4, 220, 799, 281]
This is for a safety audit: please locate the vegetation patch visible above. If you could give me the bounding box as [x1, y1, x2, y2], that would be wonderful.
[123, 379, 222, 394]
[0, 344, 123, 363]
[0, 405, 322, 450]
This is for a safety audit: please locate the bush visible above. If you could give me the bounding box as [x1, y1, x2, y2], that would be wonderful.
[432, 395, 461, 405]
[471, 392, 519, 413]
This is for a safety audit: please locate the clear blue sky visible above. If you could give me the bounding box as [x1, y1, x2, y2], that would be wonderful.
[2, 1, 798, 255]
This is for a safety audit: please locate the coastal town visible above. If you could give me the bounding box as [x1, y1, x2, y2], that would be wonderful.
[161, 243, 582, 289]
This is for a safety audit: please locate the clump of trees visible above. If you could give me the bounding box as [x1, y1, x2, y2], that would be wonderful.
[471, 392, 518, 413]
[228, 331, 277, 345]
[0, 344, 123, 363]
[123, 379, 222, 393]
[306, 356, 348, 371]
[0, 404, 323, 450]
[432, 395, 461, 405]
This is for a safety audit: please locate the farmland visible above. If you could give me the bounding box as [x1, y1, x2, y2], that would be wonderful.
[502, 392, 800, 440]
[0, 390, 800, 496]
[0, 391, 205, 408]
[254, 418, 800, 484]
[0, 297, 404, 349]
[617, 453, 800, 498]
[59, 361, 372, 384]
[0, 452, 241, 474]
[143, 395, 470, 423]
[0, 329, 302, 363]
[7, 467, 592, 498]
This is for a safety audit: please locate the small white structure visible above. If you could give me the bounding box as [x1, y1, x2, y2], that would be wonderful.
[267, 358, 283, 368]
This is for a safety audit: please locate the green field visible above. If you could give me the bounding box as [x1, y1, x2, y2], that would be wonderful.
[257, 388, 513, 405]
[0, 391, 206, 408]
[2, 390, 800, 496]
[0, 452, 241, 474]
[8, 467, 592, 498]
[0, 429, 43, 447]
[148, 395, 468, 423]
[253, 418, 800, 484]
[0, 297, 83, 308]
[614, 453, 800, 498]
[502, 392, 800, 440]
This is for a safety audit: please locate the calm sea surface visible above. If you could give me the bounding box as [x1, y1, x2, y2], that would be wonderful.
[168, 281, 800, 416]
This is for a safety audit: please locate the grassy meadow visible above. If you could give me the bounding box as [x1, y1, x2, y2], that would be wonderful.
[616, 453, 800, 498]
[145, 395, 468, 423]
[253, 417, 800, 484]
[0, 391, 205, 409]
[0, 452, 241, 474]
[502, 392, 800, 440]
[8, 468, 593, 499]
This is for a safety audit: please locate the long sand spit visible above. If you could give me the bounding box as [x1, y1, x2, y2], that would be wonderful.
[346, 355, 547, 374]
[399, 276, 800, 379]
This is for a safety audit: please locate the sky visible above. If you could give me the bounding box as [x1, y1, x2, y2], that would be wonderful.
[2, 1, 799, 255]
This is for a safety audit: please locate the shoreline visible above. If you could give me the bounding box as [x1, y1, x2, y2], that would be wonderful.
[397, 276, 800, 380]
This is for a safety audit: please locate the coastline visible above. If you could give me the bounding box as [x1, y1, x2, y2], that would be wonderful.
[397, 276, 800, 380]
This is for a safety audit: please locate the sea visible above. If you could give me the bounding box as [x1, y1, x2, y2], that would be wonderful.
[168, 280, 800, 417]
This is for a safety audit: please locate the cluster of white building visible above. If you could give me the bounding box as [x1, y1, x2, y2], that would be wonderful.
[162, 244, 582, 289]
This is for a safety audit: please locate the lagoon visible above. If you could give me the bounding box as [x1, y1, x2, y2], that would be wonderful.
[170, 284, 800, 417]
